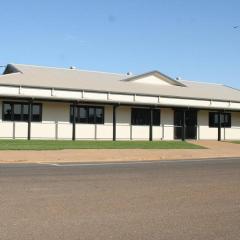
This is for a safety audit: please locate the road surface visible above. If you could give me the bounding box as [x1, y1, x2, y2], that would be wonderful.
[0, 158, 240, 240]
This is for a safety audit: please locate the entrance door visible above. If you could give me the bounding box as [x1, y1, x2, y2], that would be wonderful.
[174, 110, 197, 140]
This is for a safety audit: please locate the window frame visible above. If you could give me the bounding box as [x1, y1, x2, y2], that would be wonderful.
[2, 101, 42, 122]
[209, 112, 231, 128]
[131, 108, 161, 126]
[31, 104, 42, 122]
[70, 105, 104, 124]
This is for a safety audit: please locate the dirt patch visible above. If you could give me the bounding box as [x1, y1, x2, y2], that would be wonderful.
[0, 141, 239, 164]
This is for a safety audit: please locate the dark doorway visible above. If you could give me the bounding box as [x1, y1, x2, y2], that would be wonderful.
[174, 109, 197, 140]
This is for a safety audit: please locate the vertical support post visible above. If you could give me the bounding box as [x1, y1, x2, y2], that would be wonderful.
[72, 102, 77, 141]
[181, 109, 186, 141]
[130, 124, 133, 140]
[149, 107, 153, 141]
[197, 124, 200, 140]
[162, 123, 164, 140]
[113, 105, 117, 141]
[218, 111, 221, 141]
[95, 124, 97, 140]
[28, 100, 33, 140]
[55, 121, 58, 140]
[13, 122, 16, 139]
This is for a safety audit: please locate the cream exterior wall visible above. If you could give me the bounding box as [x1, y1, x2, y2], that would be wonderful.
[115, 106, 131, 140]
[197, 110, 218, 140]
[197, 110, 240, 140]
[132, 75, 172, 86]
[42, 102, 70, 123]
[0, 100, 240, 140]
[224, 112, 240, 140]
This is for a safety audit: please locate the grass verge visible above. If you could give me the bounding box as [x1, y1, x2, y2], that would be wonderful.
[230, 141, 240, 144]
[0, 140, 204, 150]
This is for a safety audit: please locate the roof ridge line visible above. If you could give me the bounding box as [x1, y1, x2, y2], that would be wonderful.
[180, 79, 223, 85]
[74, 68, 128, 76]
[11, 63, 128, 77]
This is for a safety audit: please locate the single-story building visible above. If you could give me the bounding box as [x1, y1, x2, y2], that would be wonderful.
[0, 63, 240, 141]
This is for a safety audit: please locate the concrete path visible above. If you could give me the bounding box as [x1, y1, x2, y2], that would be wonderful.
[0, 141, 240, 164]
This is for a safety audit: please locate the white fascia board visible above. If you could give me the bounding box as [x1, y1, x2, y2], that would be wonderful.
[0, 85, 240, 110]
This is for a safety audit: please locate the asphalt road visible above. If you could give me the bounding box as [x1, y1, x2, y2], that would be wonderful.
[0, 158, 240, 240]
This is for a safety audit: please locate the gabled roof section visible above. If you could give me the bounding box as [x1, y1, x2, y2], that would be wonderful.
[123, 71, 186, 87]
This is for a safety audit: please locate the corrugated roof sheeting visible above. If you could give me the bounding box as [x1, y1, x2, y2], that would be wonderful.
[0, 64, 239, 102]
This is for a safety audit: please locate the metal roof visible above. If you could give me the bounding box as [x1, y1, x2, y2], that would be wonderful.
[0, 63, 240, 102]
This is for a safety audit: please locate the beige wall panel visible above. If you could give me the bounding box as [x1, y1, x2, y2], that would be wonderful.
[198, 110, 218, 140]
[21, 88, 51, 97]
[116, 125, 131, 140]
[133, 75, 172, 85]
[0, 122, 13, 138]
[116, 106, 131, 124]
[132, 126, 149, 140]
[15, 122, 28, 139]
[110, 94, 134, 102]
[54, 89, 82, 99]
[75, 124, 95, 139]
[211, 101, 229, 108]
[135, 95, 158, 104]
[84, 92, 107, 100]
[160, 97, 210, 108]
[224, 128, 240, 140]
[0, 101, 2, 120]
[0, 86, 19, 95]
[42, 102, 70, 123]
[31, 123, 56, 139]
[57, 123, 72, 139]
[224, 112, 240, 140]
[104, 106, 113, 124]
[229, 102, 240, 109]
[96, 124, 112, 139]
[153, 126, 162, 140]
[115, 106, 131, 140]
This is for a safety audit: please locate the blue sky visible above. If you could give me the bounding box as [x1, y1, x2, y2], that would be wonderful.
[1, 0, 240, 87]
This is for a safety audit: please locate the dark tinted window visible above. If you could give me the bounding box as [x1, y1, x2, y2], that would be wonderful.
[3, 103, 12, 121]
[22, 104, 29, 121]
[95, 107, 104, 124]
[88, 107, 95, 123]
[153, 109, 160, 125]
[2, 102, 42, 122]
[209, 112, 231, 128]
[131, 108, 149, 125]
[32, 104, 42, 122]
[223, 113, 231, 127]
[79, 107, 88, 123]
[70, 105, 104, 124]
[131, 108, 160, 126]
[13, 104, 21, 121]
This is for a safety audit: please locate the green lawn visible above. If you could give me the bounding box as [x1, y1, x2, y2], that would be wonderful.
[230, 141, 240, 144]
[0, 140, 204, 150]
